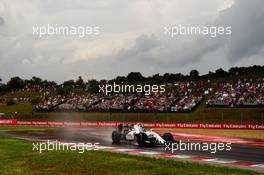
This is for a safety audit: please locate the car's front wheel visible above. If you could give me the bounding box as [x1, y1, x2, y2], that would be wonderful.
[136, 133, 147, 147]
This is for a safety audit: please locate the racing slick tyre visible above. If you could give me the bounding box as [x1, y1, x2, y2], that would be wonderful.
[112, 131, 121, 144]
[136, 133, 147, 147]
[149, 139, 156, 146]
[162, 133, 174, 143]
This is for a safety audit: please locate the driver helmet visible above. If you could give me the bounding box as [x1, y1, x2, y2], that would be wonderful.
[137, 123, 143, 128]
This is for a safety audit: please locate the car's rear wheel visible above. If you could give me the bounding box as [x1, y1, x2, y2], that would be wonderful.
[112, 131, 121, 144]
[162, 133, 174, 143]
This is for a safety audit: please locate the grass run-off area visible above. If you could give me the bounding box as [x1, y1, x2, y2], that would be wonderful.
[156, 128, 264, 140]
[0, 102, 264, 124]
[0, 135, 263, 175]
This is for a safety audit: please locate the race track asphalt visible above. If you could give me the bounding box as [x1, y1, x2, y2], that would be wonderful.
[1, 127, 263, 163]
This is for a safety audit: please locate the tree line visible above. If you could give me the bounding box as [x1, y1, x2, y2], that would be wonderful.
[0, 65, 263, 94]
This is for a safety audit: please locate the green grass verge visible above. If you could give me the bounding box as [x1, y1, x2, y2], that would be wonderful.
[0, 136, 262, 175]
[0, 103, 33, 115]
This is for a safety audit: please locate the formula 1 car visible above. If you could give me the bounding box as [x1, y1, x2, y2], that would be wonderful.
[112, 123, 174, 147]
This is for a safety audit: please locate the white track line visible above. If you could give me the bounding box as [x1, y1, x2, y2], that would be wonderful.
[139, 151, 161, 155]
[252, 164, 264, 168]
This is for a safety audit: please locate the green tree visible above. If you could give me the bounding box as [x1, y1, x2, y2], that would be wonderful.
[7, 77, 25, 90]
[87, 79, 99, 94]
[189, 69, 199, 78]
[126, 72, 145, 83]
[76, 76, 85, 88]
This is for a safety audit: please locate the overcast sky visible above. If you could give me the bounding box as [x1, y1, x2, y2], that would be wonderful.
[0, 0, 264, 83]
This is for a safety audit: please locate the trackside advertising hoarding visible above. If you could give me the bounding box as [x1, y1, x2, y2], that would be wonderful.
[0, 119, 263, 130]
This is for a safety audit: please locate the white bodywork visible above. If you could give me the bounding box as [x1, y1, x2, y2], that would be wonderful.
[125, 124, 165, 144]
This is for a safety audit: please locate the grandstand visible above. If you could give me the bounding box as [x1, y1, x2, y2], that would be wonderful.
[0, 66, 263, 124]
[32, 78, 263, 113]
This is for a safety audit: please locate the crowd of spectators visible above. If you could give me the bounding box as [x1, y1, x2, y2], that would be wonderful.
[34, 81, 206, 112]
[134, 94, 173, 112]
[35, 93, 100, 112]
[91, 94, 136, 111]
[206, 78, 264, 107]
[34, 94, 67, 111]
[171, 94, 203, 112]
[17, 78, 264, 112]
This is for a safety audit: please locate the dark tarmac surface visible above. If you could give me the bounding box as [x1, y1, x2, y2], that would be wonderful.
[0, 127, 263, 164]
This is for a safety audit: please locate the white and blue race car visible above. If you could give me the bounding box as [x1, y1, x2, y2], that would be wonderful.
[112, 123, 174, 147]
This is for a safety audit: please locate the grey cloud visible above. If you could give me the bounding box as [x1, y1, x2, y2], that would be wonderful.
[218, 0, 264, 62]
[115, 0, 264, 73]
[0, 16, 4, 25]
[119, 34, 160, 62]
[0, 0, 263, 82]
